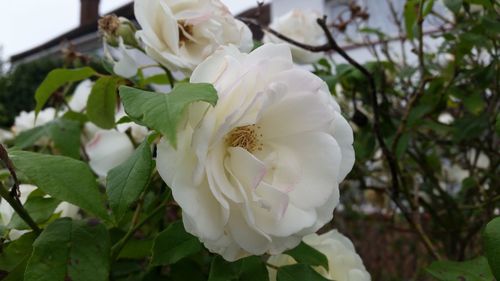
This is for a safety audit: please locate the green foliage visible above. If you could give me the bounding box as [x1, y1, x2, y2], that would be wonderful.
[0, 232, 36, 272]
[276, 264, 330, 281]
[8, 196, 60, 229]
[24, 218, 110, 281]
[208, 256, 269, 281]
[119, 83, 218, 147]
[284, 242, 329, 271]
[87, 76, 122, 129]
[0, 58, 62, 126]
[34, 67, 96, 115]
[9, 150, 109, 221]
[107, 140, 153, 222]
[15, 118, 82, 159]
[426, 257, 494, 281]
[151, 221, 202, 266]
[483, 217, 500, 279]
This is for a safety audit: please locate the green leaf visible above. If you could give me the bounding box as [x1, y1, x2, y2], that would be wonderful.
[119, 83, 218, 148]
[276, 264, 330, 281]
[142, 74, 170, 85]
[48, 119, 82, 159]
[14, 118, 82, 159]
[8, 196, 60, 229]
[444, 0, 463, 13]
[3, 257, 29, 281]
[118, 238, 154, 259]
[463, 94, 486, 115]
[284, 242, 329, 271]
[423, 0, 436, 16]
[426, 256, 494, 281]
[404, 0, 418, 39]
[35, 67, 96, 115]
[464, 0, 493, 8]
[151, 221, 201, 265]
[483, 217, 500, 279]
[495, 113, 500, 135]
[107, 140, 153, 222]
[0, 232, 36, 271]
[14, 125, 47, 149]
[9, 150, 109, 221]
[87, 76, 121, 129]
[208, 256, 269, 281]
[24, 218, 110, 281]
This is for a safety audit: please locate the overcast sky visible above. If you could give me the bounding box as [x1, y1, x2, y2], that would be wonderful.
[0, 0, 266, 61]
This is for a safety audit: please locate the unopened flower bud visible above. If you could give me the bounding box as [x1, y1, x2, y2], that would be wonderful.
[98, 14, 138, 48]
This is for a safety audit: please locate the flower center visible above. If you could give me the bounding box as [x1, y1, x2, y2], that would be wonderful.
[226, 124, 263, 153]
[178, 20, 193, 45]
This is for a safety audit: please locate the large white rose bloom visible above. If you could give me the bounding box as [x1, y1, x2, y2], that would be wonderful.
[134, 0, 253, 74]
[268, 230, 371, 281]
[0, 184, 80, 240]
[156, 44, 355, 261]
[263, 10, 325, 64]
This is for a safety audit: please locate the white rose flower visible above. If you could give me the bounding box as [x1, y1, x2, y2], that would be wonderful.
[268, 230, 371, 281]
[264, 10, 325, 64]
[12, 107, 56, 135]
[134, 0, 253, 74]
[156, 44, 355, 261]
[0, 184, 80, 240]
[68, 79, 93, 112]
[83, 124, 135, 178]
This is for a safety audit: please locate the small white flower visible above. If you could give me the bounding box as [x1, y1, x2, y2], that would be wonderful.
[12, 108, 57, 135]
[264, 10, 325, 64]
[134, 0, 253, 74]
[156, 43, 354, 261]
[68, 80, 93, 112]
[268, 230, 371, 281]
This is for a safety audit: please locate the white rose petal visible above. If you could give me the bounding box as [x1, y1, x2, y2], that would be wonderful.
[134, 0, 253, 74]
[264, 9, 325, 64]
[68, 79, 93, 112]
[85, 130, 135, 178]
[12, 107, 57, 135]
[268, 230, 371, 281]
[156, 43, 355, 261]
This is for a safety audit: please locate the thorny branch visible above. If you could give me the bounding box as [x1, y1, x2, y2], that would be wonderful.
[0, 144, 42, 234]
[241, 11, 443, 260]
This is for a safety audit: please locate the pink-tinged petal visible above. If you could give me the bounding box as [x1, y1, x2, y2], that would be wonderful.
[86, 130, 134, 177]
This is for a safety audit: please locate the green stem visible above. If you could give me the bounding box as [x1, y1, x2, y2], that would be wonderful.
[110, 191, 171, 260]
[0, 182, 41, 235]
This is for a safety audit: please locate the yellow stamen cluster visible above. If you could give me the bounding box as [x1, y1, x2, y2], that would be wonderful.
[178, 20, 194, 45]
[226, 124, 263, 153]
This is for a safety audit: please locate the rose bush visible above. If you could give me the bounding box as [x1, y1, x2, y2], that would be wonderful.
[156, 43, 354, 260]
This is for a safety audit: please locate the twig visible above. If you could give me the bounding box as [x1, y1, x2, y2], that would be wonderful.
[111, 190, 171, 260]
[0, 144, 21, 199]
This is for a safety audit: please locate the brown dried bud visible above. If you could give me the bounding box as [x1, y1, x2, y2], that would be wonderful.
[98, 14, 138, 48]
